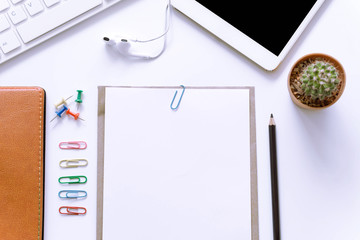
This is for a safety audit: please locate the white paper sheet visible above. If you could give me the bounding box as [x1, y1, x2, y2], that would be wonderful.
[102, 87, 253, 240]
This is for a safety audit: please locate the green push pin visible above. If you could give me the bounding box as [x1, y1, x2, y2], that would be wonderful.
[75, 90, 83, 109]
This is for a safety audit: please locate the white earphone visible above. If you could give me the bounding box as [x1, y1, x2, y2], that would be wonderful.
[103, 36, 153, 59]
[103, 0, 171, 59]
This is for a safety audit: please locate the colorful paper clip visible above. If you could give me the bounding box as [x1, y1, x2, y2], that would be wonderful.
[170, 85, 185, 110]
[58, 190, 87, 199]
[58, 175, 87, 184]
[59, 141, 87, 150]
[59, 159, 88, 168]
[59, 206, 87, 215]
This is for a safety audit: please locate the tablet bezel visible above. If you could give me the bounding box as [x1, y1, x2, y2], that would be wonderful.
[171, 0, 325, 71]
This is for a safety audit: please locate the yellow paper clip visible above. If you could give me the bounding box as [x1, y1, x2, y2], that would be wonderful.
[59, 159, 88, 168]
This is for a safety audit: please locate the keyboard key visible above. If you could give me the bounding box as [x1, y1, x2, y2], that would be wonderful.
[17, 0, 102, 43]
[0, 30, 20, 53]
[24, 0, 44, 16]
[0, 14, 9, 32]
[43, 0, 59, 8]
[8, 5, 27, 24]
[0, 0, 10, 12]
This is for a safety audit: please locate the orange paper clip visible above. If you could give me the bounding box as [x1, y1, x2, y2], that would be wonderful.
[59, 206, 87, 215]
[59, 141, 87, 150]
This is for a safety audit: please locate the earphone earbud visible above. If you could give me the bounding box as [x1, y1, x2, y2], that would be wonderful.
[103, 0, 172, 60]
[103, 36, 152, 59]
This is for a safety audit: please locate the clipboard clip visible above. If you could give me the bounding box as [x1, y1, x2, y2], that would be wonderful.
[170, 85, 185, 110]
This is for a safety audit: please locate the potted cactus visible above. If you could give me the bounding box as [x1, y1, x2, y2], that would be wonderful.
[288, 53, 346, 109]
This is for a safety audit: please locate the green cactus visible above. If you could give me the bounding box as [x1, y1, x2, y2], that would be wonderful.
[300, 61, 340, 100]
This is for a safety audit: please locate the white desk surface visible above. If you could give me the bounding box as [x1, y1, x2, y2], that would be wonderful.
[1, 0, 360, 239]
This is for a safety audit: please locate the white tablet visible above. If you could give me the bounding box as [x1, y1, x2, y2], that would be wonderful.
[172, 0, 325, 71]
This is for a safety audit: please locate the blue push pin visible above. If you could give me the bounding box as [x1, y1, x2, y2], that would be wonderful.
[50, 105, 68, 122]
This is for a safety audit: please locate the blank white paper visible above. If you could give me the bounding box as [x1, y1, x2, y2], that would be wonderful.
[102, 87, 252, 240]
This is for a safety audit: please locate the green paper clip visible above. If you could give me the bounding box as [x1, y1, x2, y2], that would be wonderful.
[58, 175, 87, 184]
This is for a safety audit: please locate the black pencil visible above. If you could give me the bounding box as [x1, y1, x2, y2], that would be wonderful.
[269, 113, 280, 240]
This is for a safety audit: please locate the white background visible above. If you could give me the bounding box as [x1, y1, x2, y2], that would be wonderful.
[1, 0, 360, 239]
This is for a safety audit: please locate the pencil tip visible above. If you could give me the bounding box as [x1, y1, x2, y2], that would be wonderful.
[269, 114, 275, 125]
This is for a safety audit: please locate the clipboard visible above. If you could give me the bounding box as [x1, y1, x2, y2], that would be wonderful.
[97, 86, 258, 240]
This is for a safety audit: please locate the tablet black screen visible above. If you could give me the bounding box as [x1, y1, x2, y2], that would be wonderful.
[195, 1, 318, 56]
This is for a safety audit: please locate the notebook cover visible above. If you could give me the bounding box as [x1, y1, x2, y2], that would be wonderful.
[0, 87, 45, 240]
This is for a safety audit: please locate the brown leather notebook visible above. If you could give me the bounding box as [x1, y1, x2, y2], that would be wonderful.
[0, 87, 45, 240]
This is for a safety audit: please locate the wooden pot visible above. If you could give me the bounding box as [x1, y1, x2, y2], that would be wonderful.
[287, 53, 346, 110]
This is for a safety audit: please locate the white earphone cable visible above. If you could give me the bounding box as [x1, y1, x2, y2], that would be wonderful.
[132, 0, 172, 44]
[103, 0, 172, 59]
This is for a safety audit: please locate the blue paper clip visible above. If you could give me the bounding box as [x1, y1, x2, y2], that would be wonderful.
[58, 190, 87, 199]
[170, 85, 185, 110]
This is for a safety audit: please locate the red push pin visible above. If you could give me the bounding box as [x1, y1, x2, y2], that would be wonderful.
[66, 108, 85, 121]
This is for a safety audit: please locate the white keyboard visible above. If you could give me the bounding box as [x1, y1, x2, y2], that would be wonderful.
[0, 0, 123, 64]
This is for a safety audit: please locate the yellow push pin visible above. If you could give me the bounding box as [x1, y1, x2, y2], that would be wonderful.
[54, 95, 73, 109]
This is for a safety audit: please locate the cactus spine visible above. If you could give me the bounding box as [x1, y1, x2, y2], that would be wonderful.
[300, 61, 340, 100]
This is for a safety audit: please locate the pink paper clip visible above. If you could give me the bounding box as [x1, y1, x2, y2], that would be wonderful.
[59, 141, 87, 150]
[59, 206, 87, 215]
